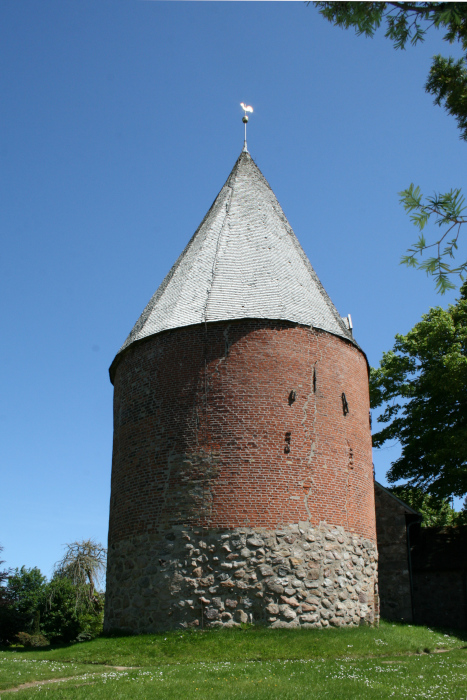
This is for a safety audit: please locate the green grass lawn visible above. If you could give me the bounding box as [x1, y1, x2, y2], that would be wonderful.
[1, 621, 466, 698]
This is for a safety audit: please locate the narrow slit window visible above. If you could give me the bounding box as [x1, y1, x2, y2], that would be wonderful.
[341, 393, 349, 416]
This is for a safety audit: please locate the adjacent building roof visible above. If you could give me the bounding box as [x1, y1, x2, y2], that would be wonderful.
[111, 147, 357, 376]
[374, 481, 422, 517]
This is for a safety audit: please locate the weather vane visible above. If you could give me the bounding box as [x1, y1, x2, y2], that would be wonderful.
[240, 102, 253, 151]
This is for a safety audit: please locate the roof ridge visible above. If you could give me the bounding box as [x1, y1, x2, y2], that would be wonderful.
[202, 184, 233, 325]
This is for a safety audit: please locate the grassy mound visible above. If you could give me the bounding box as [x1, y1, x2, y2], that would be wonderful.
[1, 621, 466, 698]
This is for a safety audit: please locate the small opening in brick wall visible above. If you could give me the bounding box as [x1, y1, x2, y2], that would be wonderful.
[313, 367, 317, 393]
[284, 431, 291, 453]
[342, 392, 349, 416]
[288, 389, 296, 405]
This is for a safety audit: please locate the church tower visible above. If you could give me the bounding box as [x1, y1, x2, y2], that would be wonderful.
[104, 142, 378, 632]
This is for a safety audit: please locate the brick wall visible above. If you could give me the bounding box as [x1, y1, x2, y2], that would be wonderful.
[109, 320, 375, 541]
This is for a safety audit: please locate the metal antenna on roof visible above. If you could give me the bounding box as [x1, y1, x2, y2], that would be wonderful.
[240, 103, 253, 152]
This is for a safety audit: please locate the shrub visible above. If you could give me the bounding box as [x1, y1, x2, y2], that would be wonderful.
[15, 632, 49, 647]
[41, 576, 104, 643]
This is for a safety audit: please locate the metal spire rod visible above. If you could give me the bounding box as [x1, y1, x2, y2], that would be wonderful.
[240, 102, 253, 152]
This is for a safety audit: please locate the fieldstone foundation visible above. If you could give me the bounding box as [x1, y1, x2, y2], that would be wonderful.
[104, 522, 378, 632]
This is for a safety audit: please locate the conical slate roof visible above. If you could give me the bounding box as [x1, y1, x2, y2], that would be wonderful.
[111, 148, 355, 374]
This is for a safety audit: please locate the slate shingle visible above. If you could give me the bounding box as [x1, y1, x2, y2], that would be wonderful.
[114, 149, 355, 361]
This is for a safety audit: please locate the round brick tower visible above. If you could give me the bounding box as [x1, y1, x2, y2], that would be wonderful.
[104, 146, 378, 632]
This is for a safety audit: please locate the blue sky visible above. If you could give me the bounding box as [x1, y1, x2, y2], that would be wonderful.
[1, 1, 465, 578]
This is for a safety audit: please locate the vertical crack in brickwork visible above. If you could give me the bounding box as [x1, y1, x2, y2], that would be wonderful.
[214, 324, 231, 378]
[201, 450, 216, 525]
[193, 406, 200, 447]
[302, 332, 318, 522]
[203, 355, 209, 445]
[223, 325, 231, 358]
[305, 364, 318, 465]
[345, 439, 353, 531]
[304, 485, 313, 522]
[162, 447, 175, 513]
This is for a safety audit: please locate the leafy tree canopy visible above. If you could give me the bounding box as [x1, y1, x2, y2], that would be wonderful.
[388, 485, 464, 526]
[0, 566, 47, 642]
[314, 2, 467, 292]
[5, 567, 46, 618]
[370, 281, 467, 499]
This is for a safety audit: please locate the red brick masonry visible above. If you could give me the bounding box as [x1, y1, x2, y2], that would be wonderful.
[109, 319, 376, 545]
